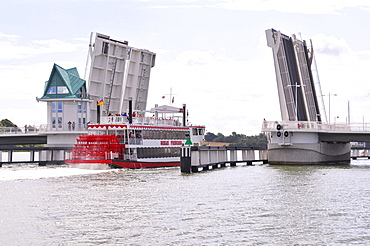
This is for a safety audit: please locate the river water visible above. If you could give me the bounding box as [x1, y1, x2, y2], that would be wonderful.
[1, 160, 370, 245]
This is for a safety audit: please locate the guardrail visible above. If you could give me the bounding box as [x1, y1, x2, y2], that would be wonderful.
[262, 121, 370, 132]
[0, 123, 88, 135]
[0, 126, 39, 135]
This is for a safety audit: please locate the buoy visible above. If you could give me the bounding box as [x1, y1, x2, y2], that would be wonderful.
[276, 124, 282, 130]
[284, 131, 289, 137]
[277, 131, 281, 137]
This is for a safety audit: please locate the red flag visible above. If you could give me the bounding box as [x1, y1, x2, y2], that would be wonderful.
[172, 97, 174, 103]
[162, 96, 165, 99]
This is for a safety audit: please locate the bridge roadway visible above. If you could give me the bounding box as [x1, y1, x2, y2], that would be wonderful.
[319, 132, 370, 142]
[263, 121, 370, 143]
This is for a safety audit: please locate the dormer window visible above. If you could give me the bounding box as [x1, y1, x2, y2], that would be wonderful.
[47, 86, 69, 94]
[57, 86, 69, 94]
[47, 86, 56, 94]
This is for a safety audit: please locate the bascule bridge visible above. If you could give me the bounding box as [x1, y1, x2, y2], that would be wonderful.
[263, 28, 370, 164]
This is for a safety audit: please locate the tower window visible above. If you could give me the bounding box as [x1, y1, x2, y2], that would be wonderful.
[57, 86, 69, 94]
[47, 87, 56, 94]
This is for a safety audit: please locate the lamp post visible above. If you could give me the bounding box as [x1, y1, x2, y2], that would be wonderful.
[328, 93, 337, 124]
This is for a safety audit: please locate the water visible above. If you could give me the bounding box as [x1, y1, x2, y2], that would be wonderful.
[1, 160, 370, 245]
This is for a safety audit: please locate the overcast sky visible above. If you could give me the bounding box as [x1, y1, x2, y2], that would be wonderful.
[1, 0, 370, 135]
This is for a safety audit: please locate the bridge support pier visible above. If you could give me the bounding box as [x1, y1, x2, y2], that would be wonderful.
[268, 141, 351, 165]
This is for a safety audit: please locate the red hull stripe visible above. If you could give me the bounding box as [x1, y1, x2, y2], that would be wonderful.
[112, 160, 180, 169]
[65, 159, 113, 164]
[65, 159, 179, 169]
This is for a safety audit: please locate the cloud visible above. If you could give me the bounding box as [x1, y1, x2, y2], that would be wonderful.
[0, 32, 19, 41]
[0, 36, 85, 60]
[176, 49, 215, 65]
[310, 33, 350, 56]
[147, 0, 370, 15]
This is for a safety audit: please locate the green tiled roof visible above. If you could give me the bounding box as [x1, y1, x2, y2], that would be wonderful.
[41, 64, 88, 99]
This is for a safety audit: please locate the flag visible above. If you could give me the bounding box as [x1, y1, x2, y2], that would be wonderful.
[162, 96, 165, 99]
[172, 97, 174, 103]
[97, 100, 104, 105]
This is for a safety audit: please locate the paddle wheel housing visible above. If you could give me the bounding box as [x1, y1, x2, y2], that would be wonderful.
[70, 135, 123, 163]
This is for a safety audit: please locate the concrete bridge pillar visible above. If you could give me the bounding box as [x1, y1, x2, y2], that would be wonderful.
[54, 150, 64, 162]
[352, 149, 360, 157]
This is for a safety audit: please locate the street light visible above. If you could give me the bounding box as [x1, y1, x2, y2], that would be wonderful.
[328, 93, 337, 124]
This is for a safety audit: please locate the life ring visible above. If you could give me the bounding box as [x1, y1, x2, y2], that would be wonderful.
[276, 124, 282, 130]
[277, 131, 281, 137]
[284, 131, 289, 137]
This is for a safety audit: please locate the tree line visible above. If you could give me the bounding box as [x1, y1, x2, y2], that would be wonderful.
[204, 132, 268, 147]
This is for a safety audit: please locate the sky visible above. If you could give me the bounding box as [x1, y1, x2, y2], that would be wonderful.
[1, 0, 370, 136]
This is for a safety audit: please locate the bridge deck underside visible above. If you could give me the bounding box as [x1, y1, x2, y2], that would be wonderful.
[319, 132, 370, 142]
[0, 135, 47, 145]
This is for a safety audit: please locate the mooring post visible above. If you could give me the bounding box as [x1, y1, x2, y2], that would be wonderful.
[180, 145, 192, 173]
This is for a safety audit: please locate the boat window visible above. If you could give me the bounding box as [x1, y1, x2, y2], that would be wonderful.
[137, 147, 181, 158]
[192, 128, 198, 135]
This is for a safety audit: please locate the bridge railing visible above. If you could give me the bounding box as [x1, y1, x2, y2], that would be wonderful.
[38, 124, 88, 132]
[0, 126, 39, 135]
[0, 123, 89, 135]
[262, 121, 370, 132]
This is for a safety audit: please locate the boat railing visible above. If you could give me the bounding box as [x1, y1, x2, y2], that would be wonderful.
[100, 116, 182, 126]
[262, 120, 370, 132]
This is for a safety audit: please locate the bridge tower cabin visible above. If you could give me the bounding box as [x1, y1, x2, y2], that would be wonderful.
[264, 29, 351, 165]
[37, 64, 91, 147]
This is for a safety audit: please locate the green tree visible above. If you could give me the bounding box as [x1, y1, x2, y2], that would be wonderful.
[204, 131, 268, 147]
[213, 133, 225, 142]
[205, 132, 217, 142]
[0, 119, 16, 127]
